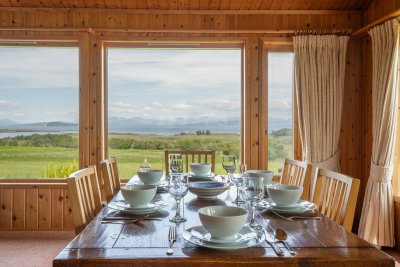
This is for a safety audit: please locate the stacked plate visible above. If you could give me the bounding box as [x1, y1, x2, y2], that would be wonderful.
[182, 225, 265, 250]
[259, 198, 317, 214]
[188, 181, 228, 200]
[187, 172, 215, 182]
[108, 200, 167, 215]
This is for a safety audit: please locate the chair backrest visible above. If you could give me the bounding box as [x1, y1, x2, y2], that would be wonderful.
[164, 150, 216, 176]
[100, 157, 121, 202]
[67, 165, 102, 234]
[280, 158, 313, 200]
[311, 168, 360, 232]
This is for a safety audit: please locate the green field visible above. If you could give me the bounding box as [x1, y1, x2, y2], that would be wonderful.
[0, 132, 292, 179]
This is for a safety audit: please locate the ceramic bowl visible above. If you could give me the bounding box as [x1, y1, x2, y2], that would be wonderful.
[190, 163, 212, 176]
[267, 184, 303, 207]
[189, 181, 227, 200]
[247, 170, 274, 185]
[120, 184, 157, 207]
[198, 206, 247, 240]
[137, 169, 163, 185]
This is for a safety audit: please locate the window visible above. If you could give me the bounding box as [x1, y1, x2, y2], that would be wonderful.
[267, 51, 294, 173]
[106, 47, 242, 178]
[0, 46, 79, 178]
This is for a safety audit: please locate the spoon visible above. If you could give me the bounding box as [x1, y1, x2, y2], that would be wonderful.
[274, 228, 296, 255]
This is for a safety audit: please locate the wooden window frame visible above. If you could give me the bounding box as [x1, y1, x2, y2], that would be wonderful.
[259, 38, 302, 171]
[101, 39, 247, 166]
[0, 35, 83, 172]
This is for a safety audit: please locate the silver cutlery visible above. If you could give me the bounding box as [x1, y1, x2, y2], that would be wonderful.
[166, 225, 177, 256]
[274, 228, 296, 255]
[270, 210, 321, 221]
[264, 229, 284, 256]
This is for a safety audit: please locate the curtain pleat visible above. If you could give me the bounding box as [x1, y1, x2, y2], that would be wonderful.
[358, 19, 399, 247]
[293, 35, 349, 171]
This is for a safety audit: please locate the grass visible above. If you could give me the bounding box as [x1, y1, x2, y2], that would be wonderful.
[0, 133, 291, 179]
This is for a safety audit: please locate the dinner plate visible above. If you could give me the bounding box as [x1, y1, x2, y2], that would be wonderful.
[108, 201, 166, 215]
[190, 225, 258, 244]
[182, 226, 265, 250]
[128, 179, 168, 187]
[258, 198, 317, 214]
[114, 200, 156, 211]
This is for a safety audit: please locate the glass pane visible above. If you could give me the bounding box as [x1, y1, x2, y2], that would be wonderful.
[267, 52, 294, 174]
[107, 48, 241, 178]
[0, 47, 79, 178]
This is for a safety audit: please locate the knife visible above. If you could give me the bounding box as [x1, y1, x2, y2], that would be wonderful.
[264, 230, 284, 256]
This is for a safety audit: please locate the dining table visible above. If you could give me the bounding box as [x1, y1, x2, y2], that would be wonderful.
[53, 175, 395, 267]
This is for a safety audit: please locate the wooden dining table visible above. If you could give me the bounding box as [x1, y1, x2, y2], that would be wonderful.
[54, 176, 395, 267]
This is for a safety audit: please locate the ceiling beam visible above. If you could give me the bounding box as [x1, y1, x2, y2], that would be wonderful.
[0, 7, 362, 15]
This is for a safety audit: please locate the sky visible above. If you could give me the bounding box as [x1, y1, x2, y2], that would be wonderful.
[0, 47, 293, 127]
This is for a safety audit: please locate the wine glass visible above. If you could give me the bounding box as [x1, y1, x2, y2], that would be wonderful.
[242, 176, 264, 230]
[168, 173, 189, 223]
[230, 163, 247, 204]
[169, 154, 183, 174]
[222, 155, 236, 182]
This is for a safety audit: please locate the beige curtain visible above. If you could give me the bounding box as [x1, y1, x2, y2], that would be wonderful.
[358, 19, 399, 247]
[293, 35, 349, 171]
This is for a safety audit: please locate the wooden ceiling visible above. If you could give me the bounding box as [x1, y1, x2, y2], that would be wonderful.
[0, 0, 372, 11]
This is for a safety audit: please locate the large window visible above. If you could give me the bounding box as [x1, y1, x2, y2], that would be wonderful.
[106, 47, 241, 178]
[0, 46, 79, 178]
[267, 52, 294, 173]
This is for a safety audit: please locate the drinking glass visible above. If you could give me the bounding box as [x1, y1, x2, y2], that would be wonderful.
[242, 177, 264, 230]
[222, 155, 236, 182]
[169, 154, 183, 174]
[168, 173, 189, 223]
[230, 163, 247, 204]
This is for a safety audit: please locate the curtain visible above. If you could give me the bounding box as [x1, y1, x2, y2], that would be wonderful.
[293, 35, 349, 171]
[358, 19, 399, 247]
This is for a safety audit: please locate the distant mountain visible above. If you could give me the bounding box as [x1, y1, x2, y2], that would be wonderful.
[21, 121, 77, 127]
[0, 117, 291, 135]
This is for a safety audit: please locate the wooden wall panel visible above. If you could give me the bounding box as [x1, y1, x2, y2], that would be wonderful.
[363, 0, 400, 25]
[0, 181, 73, 230]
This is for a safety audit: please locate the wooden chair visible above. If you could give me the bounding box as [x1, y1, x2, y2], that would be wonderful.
[67, 165, 102, 234]
[280, 158, 313, 201]
[311, 168, 360, 232]
[164, 150, 216, 176]
[100, 157, 121, 202]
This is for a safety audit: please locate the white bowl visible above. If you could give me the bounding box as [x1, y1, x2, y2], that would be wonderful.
[190, 163, 212, 176]
[137, 169, 163, 185]
[247, 170, 274, 185]
[120, 184, 157, 207]
[267, 184, 303, 207]
[198, 206, 247, 240]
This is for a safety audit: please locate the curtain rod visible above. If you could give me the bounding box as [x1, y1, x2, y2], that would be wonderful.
[352, 8, 400, 37]
[294, 29, 352, 36]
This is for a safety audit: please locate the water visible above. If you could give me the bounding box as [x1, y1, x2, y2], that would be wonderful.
[0, 131, 77, 139]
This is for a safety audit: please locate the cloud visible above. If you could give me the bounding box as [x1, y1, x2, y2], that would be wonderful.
[109, 96, 240, 122]
[0, 100, 18, 110]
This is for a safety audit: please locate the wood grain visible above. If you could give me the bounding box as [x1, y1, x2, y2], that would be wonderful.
[0, 180, 73, 230]
[53, 180, 394, 267]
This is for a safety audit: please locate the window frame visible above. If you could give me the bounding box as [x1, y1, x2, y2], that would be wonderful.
[260, 38, 301, 171]
[101, 39, 246, 167]
[0, 36, 82, 177]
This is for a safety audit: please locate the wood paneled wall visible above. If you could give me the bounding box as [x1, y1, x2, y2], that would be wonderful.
[0, 9, 364, 228]
[0, 179, 73, 230]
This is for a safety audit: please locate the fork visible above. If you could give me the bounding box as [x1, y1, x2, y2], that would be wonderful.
[270, 210, 321, 221]
[166, 225, 177, 256]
